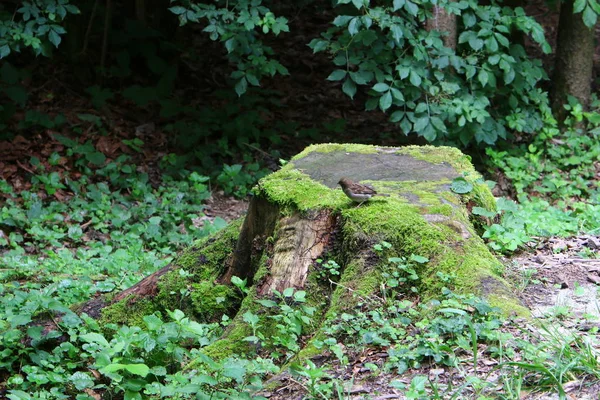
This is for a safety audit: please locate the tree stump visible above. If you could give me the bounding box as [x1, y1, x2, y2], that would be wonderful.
[94, 143, 527, 359]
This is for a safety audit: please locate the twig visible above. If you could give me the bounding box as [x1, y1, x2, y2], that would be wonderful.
[100, 0, 112, 78]
[82, 0, 99, 54]
[16, 160, 35, 175]
[328, 278, 383, 304]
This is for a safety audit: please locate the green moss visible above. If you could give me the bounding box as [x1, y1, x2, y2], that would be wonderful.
[427, 204, 455, 216]
[291, 143, 379, 161]
[190, 282, 240, 322]
[175, 219, 242, 279]
[399, 145, 477, 175]
[259, 169, 344, 211]
[98, 296, 157, 328]
[100, 221, 242, 327]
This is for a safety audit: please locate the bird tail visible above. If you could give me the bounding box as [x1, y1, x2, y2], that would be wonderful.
[375, 193, 390, 197]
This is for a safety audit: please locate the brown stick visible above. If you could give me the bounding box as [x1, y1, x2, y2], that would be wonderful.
[82, 0, 99, 54]
[100, 0, 112, 77]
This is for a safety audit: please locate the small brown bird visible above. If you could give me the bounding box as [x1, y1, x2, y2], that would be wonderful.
[338, 177, 390, 205]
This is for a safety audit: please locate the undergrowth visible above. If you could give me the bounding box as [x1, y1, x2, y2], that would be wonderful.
[482, 98, 600, 252]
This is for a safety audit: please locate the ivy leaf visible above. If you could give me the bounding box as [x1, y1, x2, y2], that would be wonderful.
[390, 25, 403, 43]
[404, 0, 418, 16]
[350, 71, 369, 84]
[390, 110, 404, 122]
[351, 0, 363, 9]
[451, 177, 473, 194]
[123, 364, 150, 377]
[494, 32, 509, 47]
[0, 45, 10, 59]
[478, 69, 489, 87]
[393, 0, 405, 11]
[463, 13, 476, 28]
[379, 91, 392, 111]
[468, 37, 484, 51]
[391, 88, 404, 102]
[309, 39, 328, 53]
[582, 6, 597, 28]
[373, 82, 390, 92]
[397, 66, 410, 79]
[400, 117, 412, 134]
[485, 37, 498, 52]
[472, 206, 497, 218]
[409, 70, 421, 86]
[327, 69, 347, 81]
[168, 6, 187, 15]
[573, 0, 586, 13]
[235, 77, 248, 96]
[413, 116, 429, 132]
[504, 68, 515, 84]
[348, 17, 361, 35]
[342, 78, 357, 99]
[48, 29, 61, 47]
[333, 15, 353, 27]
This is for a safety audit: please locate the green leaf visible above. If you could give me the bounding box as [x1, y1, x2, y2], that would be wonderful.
[169, 6, 187, 15]
[400, 117, 412, 134]
[373, 82, 390, 92]
[462, 13, 476, 28]
[348, 17, 361, 35]
[391, 88, 404, 102]
[409, 71, 421, 86]
[485, 37, 498, 52]
[333, 15, 353, 27]
[349, 70, 369, 84]
[235, 77, 248, 96]
[223, 360, 247, 382]
[390, 24, 403, 43]
[472, 206, 497, 218]
[351, 0, 363, 9]
[494, 32, 509, 47]
[342, 78, 357, 98]
[413, 116, 429, 132]
[468, 37, 484, 50]
[451, 177, 473, 194]
[309, 39, 328, 53]
[405, 0, 418, 16]
[0, 45, 10, 59]
[397, 66, 410, 79]
[69, 372, 94, 391]
[379, 91, 392, 111]
[393, 0, 405, 11]
[478, 69, 489, 87]
[80, 332, 110, 347]
[124, 364, 150, 377]
[48, 30, 61, 47]
[574, 0, 586, 13]
[86, 151, 106, 166]
[410, 254, 429, 263]
[582, 6, 597, 27]
[390, 110, 404, 122]
[327, 69, 347, 81]
[246, 73, 260, 86]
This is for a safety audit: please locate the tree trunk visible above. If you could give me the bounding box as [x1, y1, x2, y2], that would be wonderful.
[426, 2, 457, 50]
[84, 143, 527, 362]
[551, 0, 595, 120]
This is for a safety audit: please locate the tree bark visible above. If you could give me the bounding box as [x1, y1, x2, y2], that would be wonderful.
[551, 0, 595, 120]
[425, 2, 457, 50]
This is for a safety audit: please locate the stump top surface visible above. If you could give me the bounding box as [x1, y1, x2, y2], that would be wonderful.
[291, 144, 461, 188]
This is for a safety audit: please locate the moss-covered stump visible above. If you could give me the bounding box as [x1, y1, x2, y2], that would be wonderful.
[95, 143, 526, 362]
